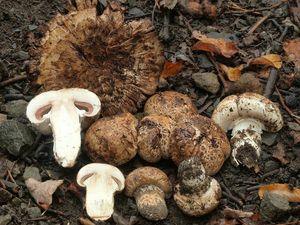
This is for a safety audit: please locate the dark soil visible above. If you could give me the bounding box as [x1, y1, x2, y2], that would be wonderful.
[0, 0, 300, 225]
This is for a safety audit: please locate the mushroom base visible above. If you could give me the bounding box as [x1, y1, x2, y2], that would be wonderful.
[134, 185, 168, 221]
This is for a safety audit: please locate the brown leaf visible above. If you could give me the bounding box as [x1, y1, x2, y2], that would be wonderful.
[220, 64, 244, 81]
[156, 0, 178, 9]
[160, 60, 183, 79]
[249, 54, 282, 69]
[25, 178, 63, 209]
[223, 206, 254, 219]
[272, 142, 289, 165]
[258, 183, 300, 202]
[284, 39, 300, 69]
[290, 130, 300, 145]
[192, 31, 239, 58]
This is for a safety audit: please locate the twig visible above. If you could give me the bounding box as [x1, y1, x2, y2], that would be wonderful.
[198, 100, 214, 114]
[264, 68, 279, 98]
[177, 10, 193, 33]
[27, 216, 49, 221]
[0, 75, 27, 87]
[6, 169, 17, 186]
[220, 182, 244, 206]
[248, 13, 272, 34]
[275, 86, 300, 125]
[207, 53, 229, 93]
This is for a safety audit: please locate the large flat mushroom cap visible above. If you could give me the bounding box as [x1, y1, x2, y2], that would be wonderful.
[125, 167, 172, 197]
[170, 115, 231, 175]
[31, 0, 164, 116]
[84, 112, 138, 166]
[144, 91, 198, 122]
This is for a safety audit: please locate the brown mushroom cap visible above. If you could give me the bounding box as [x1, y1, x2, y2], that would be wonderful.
[84, 112, 138, 166]
[125, 167, 172, 197]
[144, 91, 198, 122]
[32, 1, 164, 117]
[137, 115, 174, 162]
[170, 115, 231, 175]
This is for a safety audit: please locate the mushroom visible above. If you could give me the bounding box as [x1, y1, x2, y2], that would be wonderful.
[178, 0, 217, 17]
[125, 167, 172, 221]
[77, 163, 125, 221]
[170, 114, 231, 175]
[137, 115, 174, 162]
[211, 92, 283, 169]
[144, 91, 198, 122]
[84, 112, 138, 166]
[174, 156, 221, 216]
[30, 0, 164, 117]
[26, 88, 101, 167]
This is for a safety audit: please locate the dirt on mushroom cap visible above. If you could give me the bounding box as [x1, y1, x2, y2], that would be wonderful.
[125, 166, 172, 197]
[170, 115, 231, 176]
[31, 1, 164, 116]
[84, 112, 138, 166]
[144, 91, 198, 122]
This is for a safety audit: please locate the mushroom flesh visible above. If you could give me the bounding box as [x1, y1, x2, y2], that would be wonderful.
[26, 88, 101, 167]
[125, 167, 172, 221]
[174, 157, 221, 216]
[212, 92, 283, 169]
[77, 163, 125, 221]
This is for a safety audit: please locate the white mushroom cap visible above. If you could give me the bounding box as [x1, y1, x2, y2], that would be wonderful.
[212, 92, 283, 132]
[26, 88, 101, 167]
[77, 163, 125, 221]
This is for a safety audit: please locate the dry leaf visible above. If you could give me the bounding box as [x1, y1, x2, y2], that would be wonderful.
[223, 207, 254, 219]
[272, 142, 289, 165]
[258, 183, 300, 202]
[160, 60, 183, 79]
[256, 67, 270, 79]
[250, 54, 282, 69]
[192, 31, 239, 58]
[25, 178, 63, 209]
[155, 0, 178, 9]
[220, 64, 244, 81]
[290, 130, 300, 145]
[283, 39, 300, 69]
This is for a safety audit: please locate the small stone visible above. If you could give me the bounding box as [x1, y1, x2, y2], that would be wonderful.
[128, 7, 144, 16]
[28, 24, 38, 31]
[1, 100, 28, 118]
[27, 207, 42, 218]
[264, 160, 280, 173]
[14, 50, 29, 60]
[23, 166, 41, 181]
[260, 192, 290, 221]
[227, 72, 262, 95]
[195, 54, 213, 68]
[287, 122, 300, 131]
[0, 215, 12, 225]
[285, 94, 299, 109]
[192, 72, 220, 94]
[0, 187, 13, 203]
[262, 132, 278, 146]
[0, 113, 7, 125]
[0, 120, 35, 156]
[206, 32, 239, 42]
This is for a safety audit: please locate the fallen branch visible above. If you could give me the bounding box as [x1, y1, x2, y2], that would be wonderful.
[0, 75, 27, 87]
[248, 13, 272, 34]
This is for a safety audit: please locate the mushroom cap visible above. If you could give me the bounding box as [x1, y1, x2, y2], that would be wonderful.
[33, 1, 164, 117]
[134, 185, 168, 221]
[174, 177, 221, 216]
[84, 112, 138, 166]
[137, 115, 174, 162]
[125, 166, 172, 198]
[170, 115, 231, 175]
[77, 163, 125, 191]
[212, 92, 283, 132]
[144, 91, 198, 122]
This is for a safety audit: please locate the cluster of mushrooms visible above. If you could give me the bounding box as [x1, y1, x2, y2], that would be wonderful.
[25, 0, 284, 222]
[26, 90, 283, 221]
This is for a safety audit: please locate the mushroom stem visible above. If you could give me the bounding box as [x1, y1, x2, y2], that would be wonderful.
[231, 118, 264, 168]
[51, 101, 82, 168]
[134, 185, 168, 221]
[84, 174, 118, 221]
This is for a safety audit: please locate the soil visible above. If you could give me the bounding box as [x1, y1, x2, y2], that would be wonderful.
[0, 0, 300, 225]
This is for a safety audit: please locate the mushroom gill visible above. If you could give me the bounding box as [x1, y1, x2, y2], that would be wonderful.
[31, 0, 164, 116]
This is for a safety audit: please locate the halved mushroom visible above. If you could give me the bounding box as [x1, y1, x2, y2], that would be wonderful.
[170, 114, 231, 176]
[30, 0, 164, 117]
[144, 91, 198, 122]
[26, 88, 101, 167]
[211, 92, 283, 169]
[174, 157, 221, 216]
[137, 115, 174, 162]
[84, 112, 138, 166]
[125, 167, 172, 221]
[77, 163, 125, 221]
